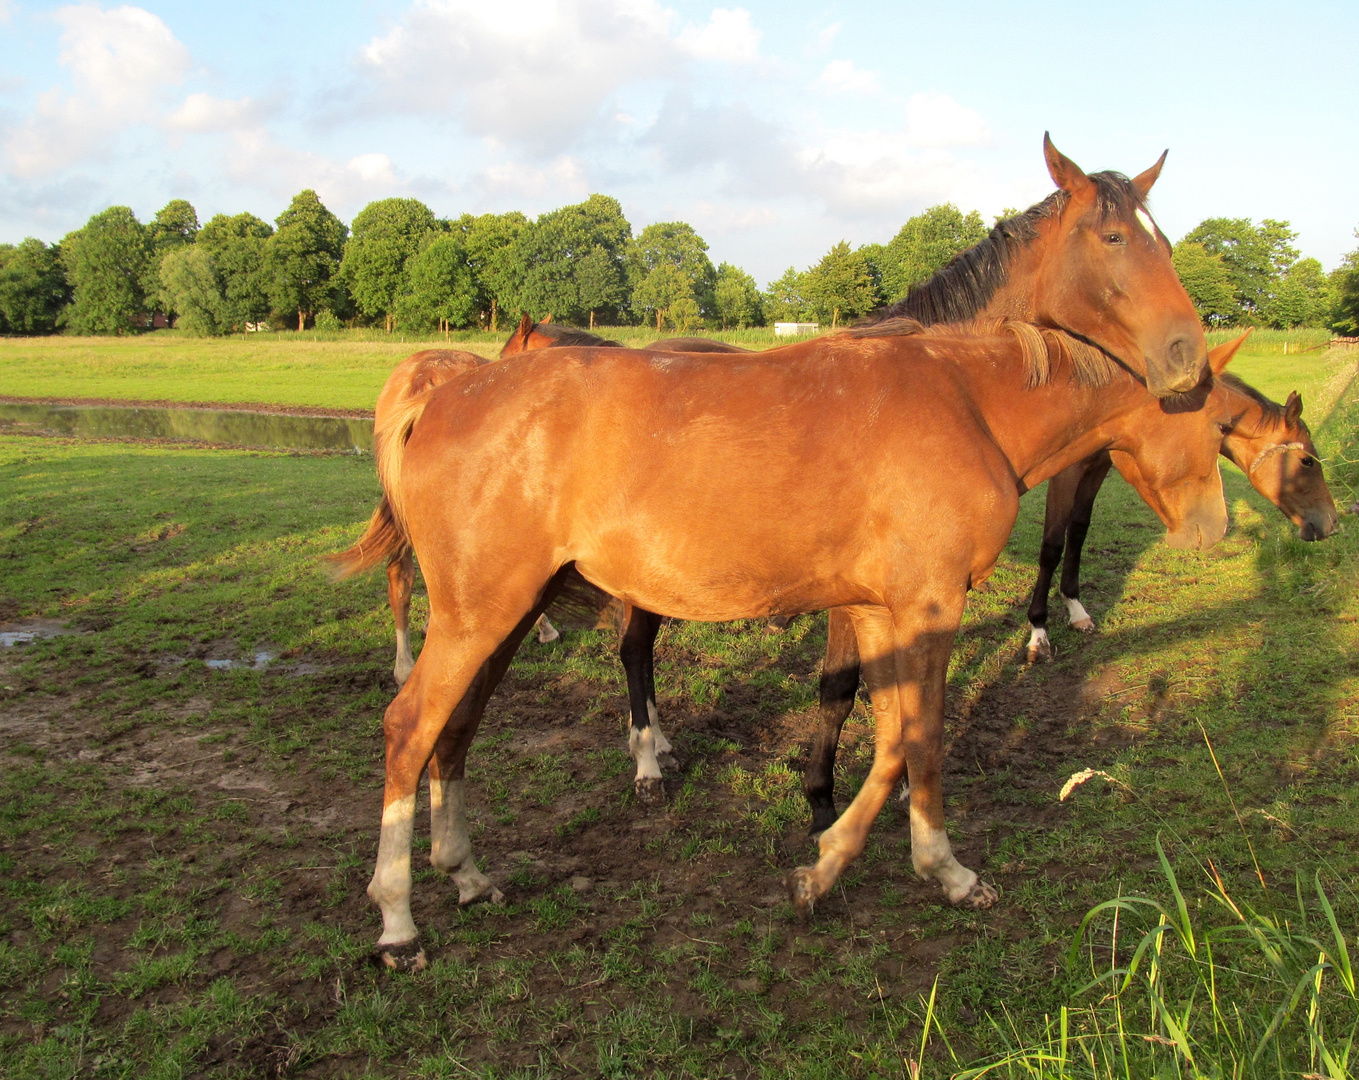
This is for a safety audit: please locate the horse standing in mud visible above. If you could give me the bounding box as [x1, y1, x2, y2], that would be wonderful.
[332, 305, 1243, 969]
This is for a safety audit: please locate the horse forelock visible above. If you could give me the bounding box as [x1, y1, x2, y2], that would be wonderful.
[530, 321, 621, 348]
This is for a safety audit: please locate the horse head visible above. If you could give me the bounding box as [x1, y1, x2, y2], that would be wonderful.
[1027, 134, 1208, 399]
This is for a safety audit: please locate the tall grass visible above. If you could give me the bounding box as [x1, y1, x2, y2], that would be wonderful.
[923, 840, 1357, 1079]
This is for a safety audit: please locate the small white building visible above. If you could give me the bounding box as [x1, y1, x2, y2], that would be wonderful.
[774, 322, 820, 337]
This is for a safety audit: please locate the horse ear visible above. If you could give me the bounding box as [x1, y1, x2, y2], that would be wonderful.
[544, 313, 553, 324]
[1208, 329, 1252, 375]
[515, 311, 533, 342]
[1284, 391, 1303, 424]
[1043, 132, 1091, 195]
[1132, 150, 1168, 199]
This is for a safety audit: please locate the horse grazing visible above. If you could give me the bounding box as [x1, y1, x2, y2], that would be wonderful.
[801, 333, 1340, 834]
[1023, 371, 1338, 661]
[332, 317, 1238, 969]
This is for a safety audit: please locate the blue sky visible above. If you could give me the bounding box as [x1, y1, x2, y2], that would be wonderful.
[1, 0, 1355, 286]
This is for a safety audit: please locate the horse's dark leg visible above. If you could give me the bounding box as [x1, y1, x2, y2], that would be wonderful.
[1025, 462, 1085, 662]
[387, 548, 417, 686]
[1058, 452, 1114, 632]
[620, 604, 669, 803]
[803, 607, 861, 837]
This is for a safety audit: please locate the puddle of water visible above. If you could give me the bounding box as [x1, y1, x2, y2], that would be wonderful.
[0, 620, 70, 647]
[0, 402, 373, 453]
[205, 650, 278, 672]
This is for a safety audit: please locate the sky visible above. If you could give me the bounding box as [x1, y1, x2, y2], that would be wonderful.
[1, 0, 1355, 287]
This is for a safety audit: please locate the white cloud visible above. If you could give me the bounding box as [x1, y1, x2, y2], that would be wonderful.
[478, 154, 590, 202]
[166, 92, 260, 133]
[356, 0, 765, 157]
[220, 127, 407, 207]
[0, 1, 17, 24]
[811, 21, 842, 54]
[4, 3, 191, 176]
[814, 59, 880, 96]
[676, 8, 760, 64]
[901, 91, 990, 148]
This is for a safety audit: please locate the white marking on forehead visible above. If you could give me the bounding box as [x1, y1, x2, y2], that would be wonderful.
[1135, 207, 1160, 241]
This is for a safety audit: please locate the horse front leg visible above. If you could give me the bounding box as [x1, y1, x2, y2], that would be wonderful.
[387, 548, 416, 686]
[1026, 463, 1081, 662]
[620, 605, 669, 803]
[804, 607, 861, 837]
[789, 598, 993, 916]
[1059, 452, 1113, 633]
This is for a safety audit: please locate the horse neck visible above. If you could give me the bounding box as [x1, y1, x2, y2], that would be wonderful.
[957, 361, 1147, 493]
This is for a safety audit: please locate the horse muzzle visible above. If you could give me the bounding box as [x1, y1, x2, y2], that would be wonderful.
[1299, 509, 1338, 542]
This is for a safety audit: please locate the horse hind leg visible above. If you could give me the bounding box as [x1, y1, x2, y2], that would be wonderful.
[803, 607, 860, 838]
[369, 587, 557, 970]
[621, 605, 667, 803]
[388, 549, 417, 686]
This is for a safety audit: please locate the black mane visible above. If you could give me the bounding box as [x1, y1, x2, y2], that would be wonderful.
[1217, 371, 1288, 425]
[863, 172, 1148, 327]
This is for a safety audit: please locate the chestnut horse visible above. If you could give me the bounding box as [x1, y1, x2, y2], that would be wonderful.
[802, 340, 1340, 833]
[333, 318, 1237, 968]
[482, 136, 1210, 802]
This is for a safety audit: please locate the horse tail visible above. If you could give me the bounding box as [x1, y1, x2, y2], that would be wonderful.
[325, 496, 407, 580]
[327, 348, 487, 579]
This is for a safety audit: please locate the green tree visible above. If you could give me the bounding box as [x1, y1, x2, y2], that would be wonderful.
[1172, 241, 1237, 326]
[627, 222, 717, 322]
[878, 203, 987, 301]
[0, 238, 69, 334]
[60, 206, 153, 334]
[455, 211, 529, 331]
[713, 262, 763, 328]
[510, 194, 632, 324]
[393, 234, 479, 331]
[575, 244, 626, 329]
[1267, 258, 1331, 329]
[149, 199, 199, 252]
[198, 212, 274, 330]
[763, 266, 809, 322]
[633, 261, 693, 331]
[265, 190, 347, 331]
[802, 241, 877, 328]
[1329, 230, 1359, 336]
[158, 246, 230, 335]
[342, 197, 438, 331]
[1181, 217, 1299, 323]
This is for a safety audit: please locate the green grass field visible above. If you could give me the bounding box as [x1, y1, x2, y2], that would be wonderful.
[2, 326, 1338, 415]
[0, 335, 1356, 1077]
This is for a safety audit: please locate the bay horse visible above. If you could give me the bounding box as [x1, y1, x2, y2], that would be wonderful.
[333, 317, 1238, 969]
[802, 337, 1340, 833]
[1023, 372, 1338, 661]
[482, 136, 1211, 802]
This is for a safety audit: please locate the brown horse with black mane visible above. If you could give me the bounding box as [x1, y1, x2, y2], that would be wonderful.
[334, 312, 1239, 969]
[498, 312, 753, 358]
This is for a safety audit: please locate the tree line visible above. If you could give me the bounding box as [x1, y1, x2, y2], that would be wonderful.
[1, 190, 1356, 336]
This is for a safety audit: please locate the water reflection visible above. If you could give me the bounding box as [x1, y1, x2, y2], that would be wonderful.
[0, 401, 373, 453]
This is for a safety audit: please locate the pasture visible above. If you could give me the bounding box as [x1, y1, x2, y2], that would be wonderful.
[0, 337, 1357, 1077]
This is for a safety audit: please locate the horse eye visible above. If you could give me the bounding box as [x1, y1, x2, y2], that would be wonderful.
[1104, 232, 1125, 245]
[1300, 455, 1316, 467]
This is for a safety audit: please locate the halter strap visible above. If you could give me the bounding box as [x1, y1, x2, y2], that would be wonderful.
[1248, 441, 1306, 476]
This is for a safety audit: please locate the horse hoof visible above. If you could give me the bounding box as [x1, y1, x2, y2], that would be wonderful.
[376, 939, 427, 972]
[656, 751, 680, 771]
[1071, 618, 1095, 633]
[635, 777, 665, 805]
[1025, 640, 1053, 664]
[456, 880, 505, 907]
[951, 880, 998, 910]
[786, 867, 820, 921]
